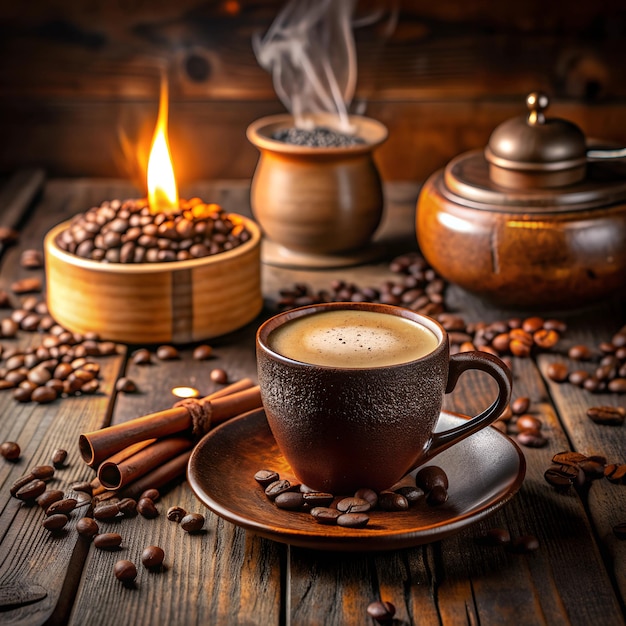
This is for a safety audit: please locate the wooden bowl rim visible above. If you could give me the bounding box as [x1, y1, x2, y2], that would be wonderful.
[246, 113, 388, 155]
[44, 214, 261, 274]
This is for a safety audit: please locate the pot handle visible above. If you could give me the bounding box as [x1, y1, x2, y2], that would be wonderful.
[586, 146, 626, 161]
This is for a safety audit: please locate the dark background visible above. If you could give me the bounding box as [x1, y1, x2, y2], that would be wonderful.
[1, 0, 625, 187]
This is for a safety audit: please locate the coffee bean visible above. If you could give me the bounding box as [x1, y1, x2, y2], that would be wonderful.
[139, 488, 160, 502]
[193, 345, 213, 360]
[94, 532, 122, 549]
[426, 485, 448, 505]
[510, 339, 531, 358]
[605, 464, 626, 484]
[51, 448, 68, 468]
[31, 386, 58, 404]
[516, 431, 548, 448]
[416, 465, 448, 491]
[37, 489, 64, 509]
[72, 481, 94, 495]
[141, 545, 165, 569]
[167, 506, 187, 522]
[544, 466, 577, 490]
[16, 479, 46, 500]
[310, 507, 342, 524]
[508, 534, 539, 553]
[94, 502, 120, 520]
[180, 513, 205, 532]
[337, 497, 371, 513]
[76, 517, 99, 538]
[608, 378, 626, 393]
[275, 492, 305, 510]
[11, 277, 42, 294]
[43, 514, 69, 531]
[394, 485, 425, 505]
[115, 377, 137, 393]
[378, 491, 409, 511]
[516, 414, 542, 432]
[131, 348, 152, 365]
[479, 527, 511, 545]
[552, 451, 588, 466]
[0, 226, 19, 245]
[0, 441, 20, 460]
[568, 370, 589, 386]
[568, 344, 593, 360]
[337, 512, 370, 528]
[156, 345, 179, 360]
[114, 560, 137, 582]
[254, 469, 280, 488]
[46, 498, 77, 516]
[118, 498, 137, 516]
[210, 368, 228, 384]
[264, 479, 292, 500]
[367, 600, 396, 623]
[302, 492, 334, 507]
[586, 405, 625, 426]
[137, 497, 159, 518]
[354, 487, 379, 508]
[546, 362, 568, 382]
[10, 473, 36, 496]
[510, 397, 530, 415]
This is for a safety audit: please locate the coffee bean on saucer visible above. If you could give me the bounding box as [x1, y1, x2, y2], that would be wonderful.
[378, 491, 409, 511]
[310, 507, 341, 524]
[337, 497, 371, 513]
[274, 492, 305, 510]
[264, 479, 292, 500]
[426, 485, 448, 506]
[354, 487, 378, 508]
[254, 469, 280, 488]
[416, 465, 448, 491]
[337, 512, 370, 528]
[394, 485, 424, 505]
[302, 492, 334, 507]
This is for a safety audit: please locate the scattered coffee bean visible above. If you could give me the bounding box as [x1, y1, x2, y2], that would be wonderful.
[416, 465, 448, 491]
[546, 362, 568, 382]
[118, 498, 138, 517]
[568, 344, 593, 360]
[605, 464, 626, 484]
[193, 345, 213, 360]
[76, 517, 99, 538]
[552, 451, 588, 466]
[0, 226, 19, 245]
[586, 405, 625, 426]
[137, 497, 159, 518]
[180, 513, 205, 533]
[20, 249, 44, 269]
[254, 469, 280, 488]
[43, 514, 69, 531]
[510, 397, 530, 416]
[479, 527, 511, 545]
[210, 368, 228, 384]
[264, 479, 292, 500]
[508, 534, 540, 553]
[15, 478, 46, 501]
[275, 492, 305, 510]
[516, 431, 548, 448]
[10, 472, 36, 496]
[37, 489, 64, 509]
[310, 507, 342, 524]
[516, 414, 542, 432]
[378, 491, 409, 511]
[94, 532, 123, 549]
[114, 560, 137, 582]
[544, 465, 578, 490]
[367, 600, 396, 623]
[0, 441, 20, 460]
[337, 512, 370, 528]
[131, 348, 152, 365]
[140, 488, 160, 502]
[426, 485, 449, 506]
[51, 448, 68, 469]
[46, 498, 77, 516]
[11, 277, 42, 294]
[115, 377, 137, 393]
[141, 545, 165, 569]
[166, 506, 187, 523]
[72, 481, 94, 495]
[94, 502, 120, 520]
[156, 345, 179, 360]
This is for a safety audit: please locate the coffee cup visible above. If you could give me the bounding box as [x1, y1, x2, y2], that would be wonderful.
[256, 302, 512, 494]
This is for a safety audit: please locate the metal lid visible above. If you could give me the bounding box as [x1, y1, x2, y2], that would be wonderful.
[484, 92, 588, 188]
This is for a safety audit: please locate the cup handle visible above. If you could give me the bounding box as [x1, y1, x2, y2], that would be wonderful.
[418, 351, 512, 465]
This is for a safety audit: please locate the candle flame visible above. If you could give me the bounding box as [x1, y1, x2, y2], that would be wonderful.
[171, 386, 200, 399]
[147, 78, 178, 213]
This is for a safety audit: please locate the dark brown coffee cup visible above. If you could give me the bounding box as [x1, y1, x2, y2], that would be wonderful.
[256, 302, 512, 494]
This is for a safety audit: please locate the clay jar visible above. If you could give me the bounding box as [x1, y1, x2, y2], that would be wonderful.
[256, 302, 511, 494]
[247, 113, 387, 259]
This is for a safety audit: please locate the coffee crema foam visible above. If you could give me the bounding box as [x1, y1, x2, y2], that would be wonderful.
[269, 310, 439, 368]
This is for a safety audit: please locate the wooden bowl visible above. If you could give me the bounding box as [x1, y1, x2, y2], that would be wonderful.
[44, 215, 262, 344]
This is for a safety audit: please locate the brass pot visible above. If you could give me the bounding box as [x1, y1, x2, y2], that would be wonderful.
[416, 92, 626, 310]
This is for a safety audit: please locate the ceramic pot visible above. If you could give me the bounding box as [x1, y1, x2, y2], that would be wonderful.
[416, 93, 626, 310]
[247, 113, 387, 258]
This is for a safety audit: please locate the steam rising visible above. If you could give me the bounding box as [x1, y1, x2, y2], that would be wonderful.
[253, 0, 358, 131]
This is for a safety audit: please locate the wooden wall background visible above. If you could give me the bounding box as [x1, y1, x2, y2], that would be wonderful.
[1, 0, 625, 186]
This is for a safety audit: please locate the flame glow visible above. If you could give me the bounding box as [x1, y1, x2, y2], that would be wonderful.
[147, 78, 178, 213]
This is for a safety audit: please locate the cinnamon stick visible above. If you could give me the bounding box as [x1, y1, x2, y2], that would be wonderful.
[98, 436, 193, 490]
[79, 378, 259, 467]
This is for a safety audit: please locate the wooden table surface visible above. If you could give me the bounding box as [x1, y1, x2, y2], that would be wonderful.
[0, 173, 624, 626]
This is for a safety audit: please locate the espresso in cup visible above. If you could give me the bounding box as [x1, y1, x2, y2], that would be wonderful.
[268, 309, 439, 368]
[257, 303, 511, 494]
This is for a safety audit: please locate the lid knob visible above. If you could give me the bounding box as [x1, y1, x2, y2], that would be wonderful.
[485, 92, 587, 189]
